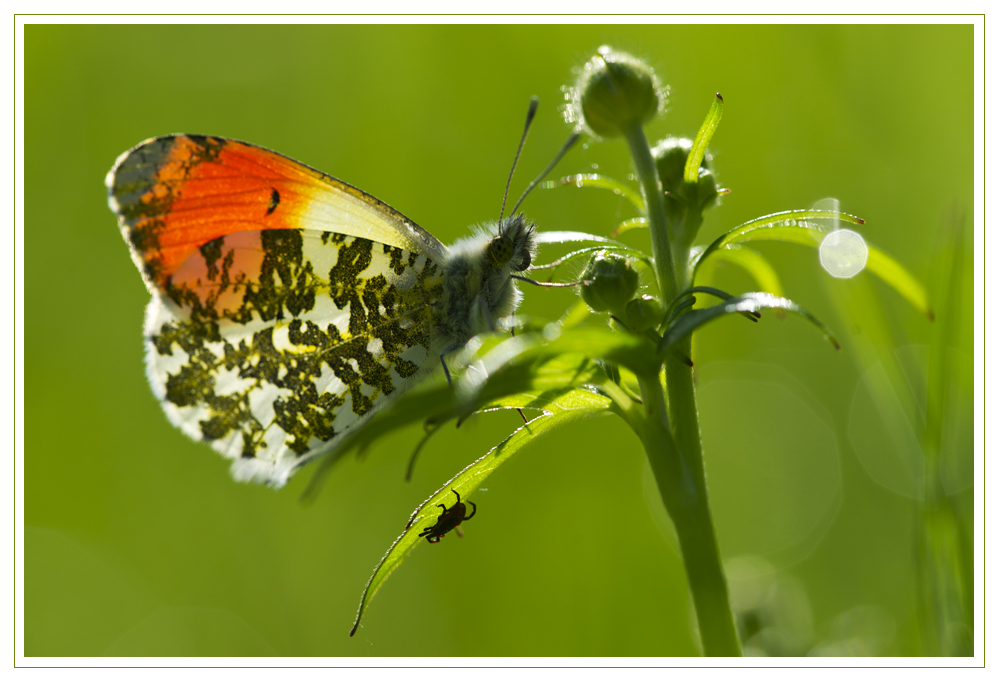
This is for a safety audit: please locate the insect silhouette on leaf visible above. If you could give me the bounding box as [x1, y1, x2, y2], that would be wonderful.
[419, 489, 477, 543]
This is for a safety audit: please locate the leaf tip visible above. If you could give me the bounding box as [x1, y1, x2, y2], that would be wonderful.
[350, 623, 359, 637]
[715, 92, 724, 103]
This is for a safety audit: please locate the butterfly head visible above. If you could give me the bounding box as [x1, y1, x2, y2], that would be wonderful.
[488, 213, 536, 272]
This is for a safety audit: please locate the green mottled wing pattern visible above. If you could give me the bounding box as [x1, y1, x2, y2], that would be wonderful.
[145, 228, 444, 486]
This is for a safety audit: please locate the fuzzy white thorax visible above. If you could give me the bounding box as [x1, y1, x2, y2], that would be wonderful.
[431, 213, 537, 357]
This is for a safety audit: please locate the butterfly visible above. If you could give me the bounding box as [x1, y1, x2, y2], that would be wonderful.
[107, 103, 574, 487]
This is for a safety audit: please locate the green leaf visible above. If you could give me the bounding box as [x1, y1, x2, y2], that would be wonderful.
[665, 296, 695, 325]
[302, 382, 456, 500]
[668, 286, 738, 312]
[659, 291, 840, 352]
[349, 390, 612, 637]
[304, 316, 650, 497]
[530, 244, 651, 273]
[692, 212, 932, 319]
[456, 323, 663, 412]
[667, 286, 761, 324]
[693, 210, 865, 270]
[542, 173, 645, 211]
[685, 93, 724, 183]
[611, 216, 649, 237]
[866, 247, 935, 320]
[536, 230, 624, 246]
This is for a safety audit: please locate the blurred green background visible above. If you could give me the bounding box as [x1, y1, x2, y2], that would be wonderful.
[24, 24, 974, 657]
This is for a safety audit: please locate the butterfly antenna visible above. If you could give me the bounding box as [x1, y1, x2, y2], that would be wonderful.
[509, 131, 581, 216]
[498, 96, 540, 232]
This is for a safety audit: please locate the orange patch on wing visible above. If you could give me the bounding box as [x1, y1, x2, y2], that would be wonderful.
[170, 231, 266, 315]
[124, 136, 325, 289]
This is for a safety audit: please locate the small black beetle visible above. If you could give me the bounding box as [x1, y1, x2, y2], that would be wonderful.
[418, 489, 477, 544]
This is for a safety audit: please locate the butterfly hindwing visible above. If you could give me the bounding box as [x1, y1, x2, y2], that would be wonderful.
[145, 228, 444, 486]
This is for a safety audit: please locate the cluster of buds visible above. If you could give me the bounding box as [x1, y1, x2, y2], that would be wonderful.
[579, 251, 664, 334]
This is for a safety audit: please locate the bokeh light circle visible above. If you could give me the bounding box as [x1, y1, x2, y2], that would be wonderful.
[819, 229, 868, 278]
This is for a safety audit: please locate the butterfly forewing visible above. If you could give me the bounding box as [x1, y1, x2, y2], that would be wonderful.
[108, 135, 451, 486]
[107, 134, 448, 291]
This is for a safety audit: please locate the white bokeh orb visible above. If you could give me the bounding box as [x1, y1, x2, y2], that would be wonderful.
[819, 229, 868, 278]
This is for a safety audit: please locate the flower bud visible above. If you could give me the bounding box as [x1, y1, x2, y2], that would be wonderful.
[579, 250, 639, 313]
[652, 136, 720, 218]
[571, 46, 663, 138]
[622, 295, 665, 332]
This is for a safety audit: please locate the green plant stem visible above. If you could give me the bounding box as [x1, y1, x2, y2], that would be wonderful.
[624, 121, 740, 656]
[625, 124, 679, 301]
[630, 372, 741, 656]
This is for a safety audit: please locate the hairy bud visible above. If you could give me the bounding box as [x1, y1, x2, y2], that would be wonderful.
[570, 46, 663, 138]
[580, 250, 640, 313]
[622, 295, 665, 332]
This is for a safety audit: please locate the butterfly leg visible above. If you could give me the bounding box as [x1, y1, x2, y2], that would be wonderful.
[440, 354, 452, 385]
[464, 501, 477, 521]
[507, 330, 528, 424]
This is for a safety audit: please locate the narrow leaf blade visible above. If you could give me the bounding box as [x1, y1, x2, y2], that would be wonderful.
[536, 230, 624, 245]
[865, 245, 934, 320]
[685, 93, 724, 183]
[693, 217, 931, 319]
[694, 209, 865, 271]
[659, 291, 840, 352]
[542, 174, 645, 211]
[349, 394, 611, 636]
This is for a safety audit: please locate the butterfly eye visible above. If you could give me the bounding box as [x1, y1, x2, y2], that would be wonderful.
[512, 246, 532, 272]
[487, 235, 514, 268]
